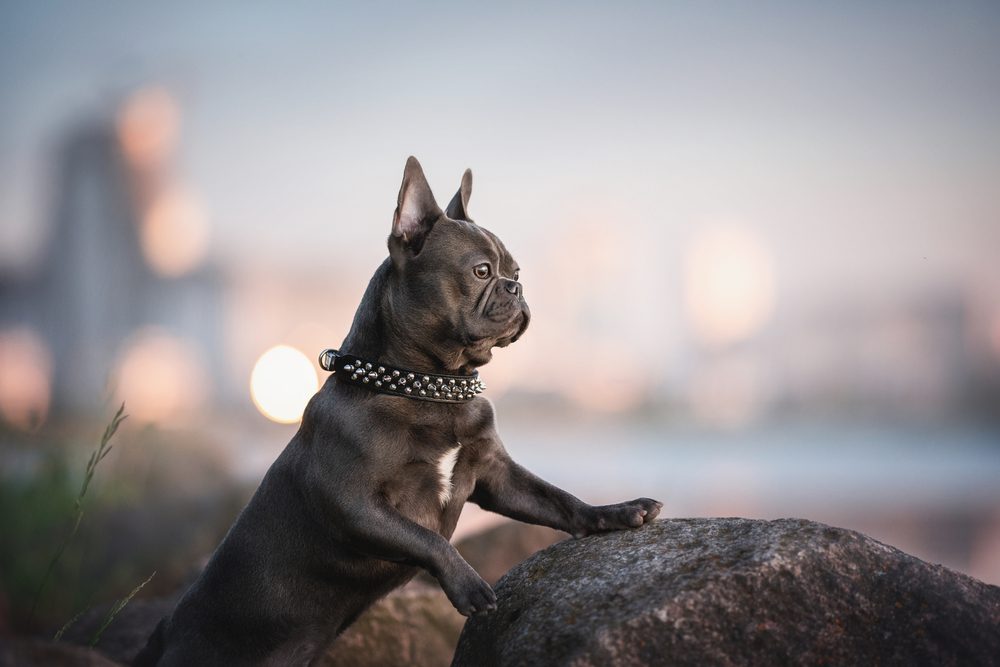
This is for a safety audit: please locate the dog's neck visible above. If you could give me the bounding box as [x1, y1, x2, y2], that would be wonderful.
[340, 259, 481, 376]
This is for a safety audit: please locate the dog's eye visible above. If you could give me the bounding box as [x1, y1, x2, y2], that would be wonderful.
[512, 270, 520, 281]
[474, 263, 491, 279]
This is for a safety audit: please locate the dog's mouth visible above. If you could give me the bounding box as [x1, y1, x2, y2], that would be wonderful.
[508, 305, 530, 343]
[492, 305, 530, 348]
[462, 304, 529, 349]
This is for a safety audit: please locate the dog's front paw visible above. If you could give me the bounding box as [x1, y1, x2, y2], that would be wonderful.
[578, 497, 662, 536]
[438, 563, 497, 617]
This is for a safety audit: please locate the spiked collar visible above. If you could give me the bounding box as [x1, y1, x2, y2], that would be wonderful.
[318, 348, 485, 403]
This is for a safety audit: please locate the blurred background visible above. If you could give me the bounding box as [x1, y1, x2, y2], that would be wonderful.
[2, 1, 999, 635]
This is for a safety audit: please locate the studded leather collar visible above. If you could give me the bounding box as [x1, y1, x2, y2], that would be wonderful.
[318, 348, 485, 403]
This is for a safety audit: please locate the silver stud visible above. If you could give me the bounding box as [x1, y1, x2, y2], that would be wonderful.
[405, 387, 412, 394]
[422, 376, 430, 383]
[460, 380, 468, 387]
[362, 377, 370, 383]
[377, 366, 385, 373]
[434, 392, 441, 398]
[413, 381, 421, 389]
[407, 373, 414, 380]
[392, 370, 400, 377]
[449, 379, 456, 385]
[419, 389, 427, 396]
[390, 384, 397, 390]
[365, 363, 372, 370]
[375, 380, 382, 387]
[344, 364, 354, 372]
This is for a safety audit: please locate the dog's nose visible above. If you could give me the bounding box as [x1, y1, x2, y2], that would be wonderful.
[504, 279, 521, 296]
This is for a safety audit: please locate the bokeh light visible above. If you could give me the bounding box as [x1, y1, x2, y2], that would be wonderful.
[684, 226, 776, 347]
[116, 86, 180, 169]
[115, 328, 207, 423]
[0, 328, 52, 430]
[250, 345, 318, 424]
[140, 187, 210, 277]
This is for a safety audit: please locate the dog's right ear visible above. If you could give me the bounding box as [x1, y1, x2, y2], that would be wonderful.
[445, 168, 473, 222]
[391, 156, 442, 255]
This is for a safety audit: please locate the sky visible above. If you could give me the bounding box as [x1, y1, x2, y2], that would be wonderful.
[2, 2, 999, 277]
[1, 1, 999, 422]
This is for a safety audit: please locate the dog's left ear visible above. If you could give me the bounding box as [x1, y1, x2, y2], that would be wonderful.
[445, 169, 473, 222]
[392, 156, 442, 254]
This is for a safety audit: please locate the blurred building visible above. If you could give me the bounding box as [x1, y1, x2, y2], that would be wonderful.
[0, 98, 224, 425]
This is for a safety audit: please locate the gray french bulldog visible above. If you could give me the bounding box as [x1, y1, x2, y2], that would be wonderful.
[135, 157, 661, 666]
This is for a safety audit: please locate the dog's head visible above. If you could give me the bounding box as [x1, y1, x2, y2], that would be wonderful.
[386, 156, 529, 370]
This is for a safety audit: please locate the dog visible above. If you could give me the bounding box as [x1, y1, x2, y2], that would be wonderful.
[134, 156, 662, 665]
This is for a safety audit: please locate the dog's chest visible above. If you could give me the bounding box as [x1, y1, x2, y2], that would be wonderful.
[386, 432, 480, 532]
[373, 401, 494, 532]
[434, 444, 461, 506]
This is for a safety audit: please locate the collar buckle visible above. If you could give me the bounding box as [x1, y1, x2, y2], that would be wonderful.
[318, 348, 339, 372]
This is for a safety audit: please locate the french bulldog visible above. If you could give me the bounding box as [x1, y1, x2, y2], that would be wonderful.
[135, 157, 661, 666]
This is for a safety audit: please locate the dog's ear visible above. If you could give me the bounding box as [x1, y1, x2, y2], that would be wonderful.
[391, 156, 442, 254]
[445, 168, 473, 222]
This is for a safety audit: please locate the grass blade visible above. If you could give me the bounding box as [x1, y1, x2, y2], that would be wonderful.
[30, 403, 128, 624]
[90, 571, 156, 647]
[53, 607, 86, 641]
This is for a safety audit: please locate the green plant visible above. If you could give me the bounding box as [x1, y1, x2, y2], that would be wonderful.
[1, 405, 245, 636]
[30, 403, 127, 624]
[28, 402, 158, 643]
[88, 570, 156, 646]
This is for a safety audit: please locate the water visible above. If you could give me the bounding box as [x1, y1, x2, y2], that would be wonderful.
[232, 416, 1000, 584]
[499, 420, 1000, 512]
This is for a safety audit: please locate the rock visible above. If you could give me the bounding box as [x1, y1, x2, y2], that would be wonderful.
[318, 581, 466, 667]
[59, 596, 178, 665]
[58, 581, 464, 667]
[0, 638, 120, 666]
[455, 521, 567, 585]
[452, 518, 1000, 667]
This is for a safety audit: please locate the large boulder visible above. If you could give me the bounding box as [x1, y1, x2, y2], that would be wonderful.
[452, 518, 1000, 667]
[319, 581, 466, 667]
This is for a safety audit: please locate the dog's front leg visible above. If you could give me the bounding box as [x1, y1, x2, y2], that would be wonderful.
[304, 479, 496, 616]
[470, 442, 662, 538]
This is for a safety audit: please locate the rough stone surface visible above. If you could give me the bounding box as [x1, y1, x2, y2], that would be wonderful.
[319, 581, 466, 667]
[0, 638, 121, 666]
[452, 518, 1000, 667]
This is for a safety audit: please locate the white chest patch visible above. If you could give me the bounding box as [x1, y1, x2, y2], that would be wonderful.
[436, 444, 461, 506]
